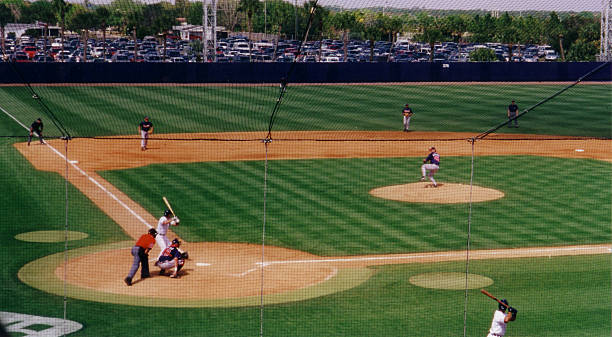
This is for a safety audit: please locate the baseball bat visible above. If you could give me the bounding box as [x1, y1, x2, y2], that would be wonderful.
[480, 289, 509, 309]
[162, 196, 176, 217]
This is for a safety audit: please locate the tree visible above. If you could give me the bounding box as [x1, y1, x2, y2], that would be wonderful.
[469, 47, 497, 61]
[185, 1, 202, 25]
[25, 0, 55, 25]
[52, 0, 71, 56]
[468, 13, 496, 43]
[216, 0, 240, 32]
[2, 0, 25, 22]
[496, 12, 519, 61]
[67, 7, 97, 62]
[565, 39, 598, 61]
[95, 6, 111, 59]
[238, 0, 262, 61]
[330, 10, 356, 61]
[414, 13, 445, 62]
[0, 3, 14, 58]
[356, 10, 386, 61]
[139, 3, 176, 38]
[544, 12, 565, 59]
[561, 13, 599, 62]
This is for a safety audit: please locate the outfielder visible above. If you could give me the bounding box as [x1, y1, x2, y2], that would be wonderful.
[420, 146, 440, 187]
[507, 100, 519, 128]
[487, 299, 517, 337]
[138, 116, 153, 150]
[402, 103, 413, 132]
[155, 209, 180, 259]
[157, 238, 186, 278]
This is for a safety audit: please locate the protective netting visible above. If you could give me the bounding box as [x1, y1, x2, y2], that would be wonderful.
[1, 1, 611, 337]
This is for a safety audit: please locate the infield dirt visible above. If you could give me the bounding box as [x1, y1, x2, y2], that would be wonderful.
[14, 131, 612, 303]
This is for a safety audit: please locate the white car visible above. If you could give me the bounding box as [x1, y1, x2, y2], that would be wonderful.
[544, 50, 559, 61]
[321, 56, 340, 62]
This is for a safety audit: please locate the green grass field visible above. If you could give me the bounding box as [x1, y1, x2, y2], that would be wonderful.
[100, 156, 610, 256]
[0, 83, 610, 336]
[0, 83, 610, 138]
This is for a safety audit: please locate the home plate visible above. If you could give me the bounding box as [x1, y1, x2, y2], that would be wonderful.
[575, 149, 584, 152]
[69, 160, 79, 164]
[196, 262, 211, 267]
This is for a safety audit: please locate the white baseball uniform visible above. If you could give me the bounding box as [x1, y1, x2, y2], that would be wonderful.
[156, 215, 173, 258]
[487, 310, 508, 337]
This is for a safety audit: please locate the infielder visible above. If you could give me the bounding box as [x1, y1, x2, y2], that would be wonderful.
[157, 238, 186, 278]
[155, 209, 180, 260]
[28, 118, 44, 146]
[420, 146, 440, 187]
[487, 299, 517, 337]
[138, 116, 153, 150]
[124, 228, 157, 286]
[402, 103, 413, 132]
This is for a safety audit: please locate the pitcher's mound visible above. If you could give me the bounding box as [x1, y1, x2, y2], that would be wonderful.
[370, 183, 504, 204]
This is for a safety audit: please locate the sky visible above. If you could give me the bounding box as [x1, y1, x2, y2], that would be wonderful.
[314, 0, 603, 12]
[81, 0, 604, 13]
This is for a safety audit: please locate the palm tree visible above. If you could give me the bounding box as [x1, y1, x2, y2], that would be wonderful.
[415, 13, 444, 62]
[52, 0, 71, 57]
[331, 11, 356, 61]
[95, 6, 111, 60]
[0, 3, 14, 59]
[238, 0, 262, 62]
[67, 8, 97, 62]
[496, 12, 519, 61]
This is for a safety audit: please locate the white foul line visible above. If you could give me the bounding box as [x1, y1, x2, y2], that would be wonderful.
[254, 245, 612, 266]
[1, 105, 151, 228]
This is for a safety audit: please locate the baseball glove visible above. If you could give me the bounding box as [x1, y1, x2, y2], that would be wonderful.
[181, 251, 189, 259]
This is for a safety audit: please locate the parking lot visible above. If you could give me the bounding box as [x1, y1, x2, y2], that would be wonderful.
[0, 34, 559, 63]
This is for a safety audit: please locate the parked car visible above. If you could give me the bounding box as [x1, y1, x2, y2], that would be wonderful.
[12, 52, 30, 62]
[110, 54, 130, 63]
[544, 50, 559, 61]
[22, 46, 37, 59]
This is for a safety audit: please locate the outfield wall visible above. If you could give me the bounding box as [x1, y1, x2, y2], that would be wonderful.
[0, 61, 610, 84]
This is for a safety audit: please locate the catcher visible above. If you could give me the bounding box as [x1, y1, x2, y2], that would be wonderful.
[157, 238, 187, 278]
[487, 298, 517, 337]
[402, 104, 413, 132]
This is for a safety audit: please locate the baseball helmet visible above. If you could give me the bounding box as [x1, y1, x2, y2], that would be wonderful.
[148, 228, 158, 237]
[164, 209, 173, 217]
[171, 238, 181, 246]
[499, 299, 509, 311]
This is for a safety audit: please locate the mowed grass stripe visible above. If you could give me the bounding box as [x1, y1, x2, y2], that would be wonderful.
[101, 155, 610, 256]
[2, 84, 608, 136]
[163, 85, 277, 132]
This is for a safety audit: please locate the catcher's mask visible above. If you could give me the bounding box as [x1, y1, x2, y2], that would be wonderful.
[171, 238, 181, 247]
[499, 299, 509, 311]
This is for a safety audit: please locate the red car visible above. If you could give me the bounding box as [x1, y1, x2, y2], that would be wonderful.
[22, 46, 37, 59]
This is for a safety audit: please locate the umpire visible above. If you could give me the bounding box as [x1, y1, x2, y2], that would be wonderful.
[27, 118, 44, 146]
[125, 228, 157, 286]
